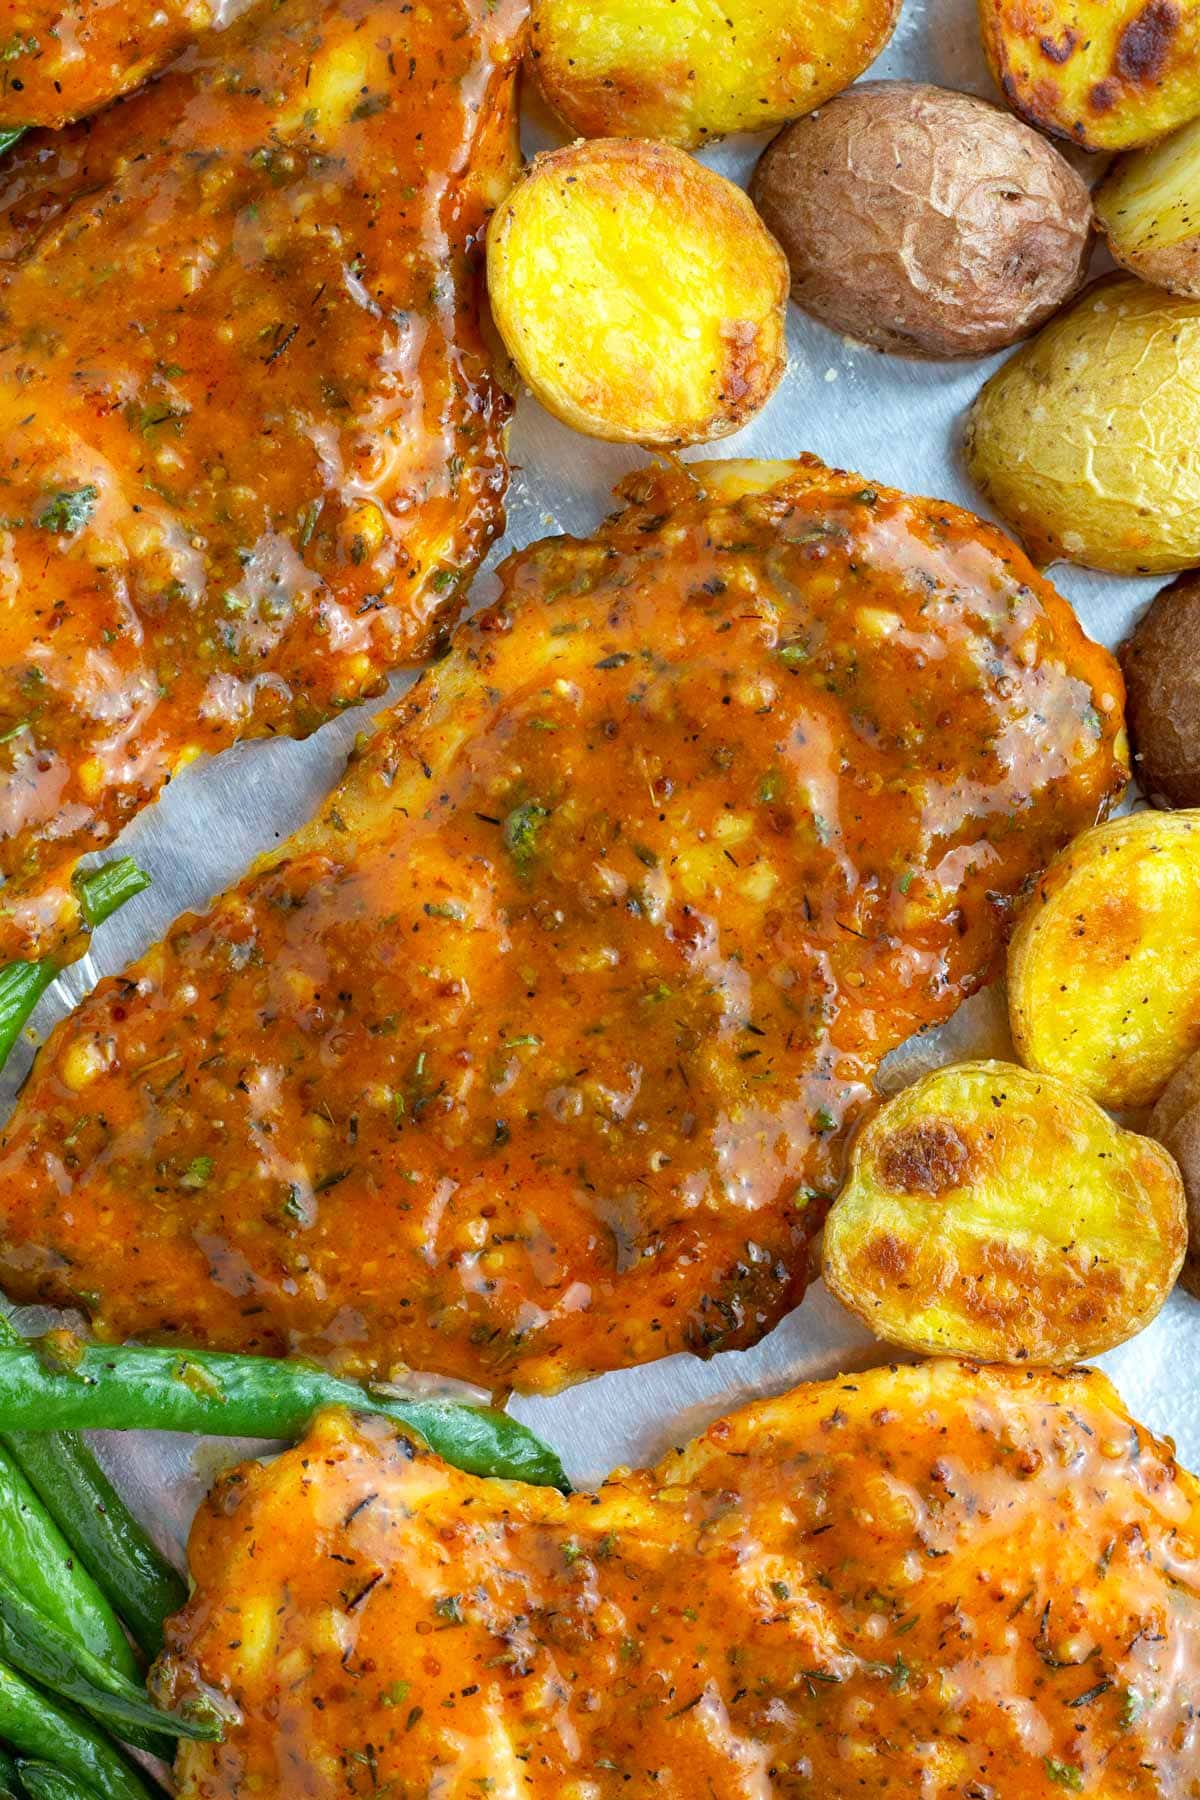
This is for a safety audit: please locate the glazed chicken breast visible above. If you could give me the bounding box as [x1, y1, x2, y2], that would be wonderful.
[0, 0, 243, 130]
[156, 1360, 1200, 1798]
[0, 0, 524, 963]
[0, 461, 1125, 1392]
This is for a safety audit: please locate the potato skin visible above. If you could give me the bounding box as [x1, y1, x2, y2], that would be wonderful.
[749, 83, 1092, 359]
[1120, 575, 1200, 808]
[1149, 1049, 1200, 1297]
[823, 1059, 1187, 1362]
[1095, 115, 1200, 297]
[528, 0, 901, 149]
[1008, 811, 1200, 1109]
[979, 0, 1200, 151]
[486, 139, 788, 447]
[965, 275, 1200, 573]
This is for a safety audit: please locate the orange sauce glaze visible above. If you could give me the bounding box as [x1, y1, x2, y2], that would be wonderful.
[1, 0, 230, 130]
[157, 1361, 1200, 1798]
[0, 0, 524, 962]
[0, 462, 1126, 1393]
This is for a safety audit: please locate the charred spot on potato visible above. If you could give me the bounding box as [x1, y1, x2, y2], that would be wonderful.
[823, 1060, 1186, 1363]
[1040, 30, 1079, 61]
[878, 1120, 972, 1196]
[1114, 0, 1180, 80]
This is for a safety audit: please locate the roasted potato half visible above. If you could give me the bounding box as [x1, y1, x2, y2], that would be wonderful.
[486, 140, 789, 447]
[750, 83, 1092, 358]
[1009, 811, 1200, 1109]
[1149, 1047, 1200, 1296]
[1095, 116, 1200, 296]
[1120, 574, 1200, 807]
[528, 0, 901, 148]
[823, 1060, 1187, 1361]
[979, 0, 1200, 151]
[964, 276, 1200, 573]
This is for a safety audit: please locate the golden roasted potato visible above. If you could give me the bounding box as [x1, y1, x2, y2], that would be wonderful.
[1009, 810, 1200, 1108]
[979, 0, 1200, 150]
[528, 0, 901, 148]
[1120, 574, 1200, 807]
[486, 139, 788, 447]
[1095, 115, 1200, 296]
[1149, 1047, 1200, 1295]
[749, 83, 1092, 358]
[964, 276, 1200, 573]
[823, 1060, 1187, 1361]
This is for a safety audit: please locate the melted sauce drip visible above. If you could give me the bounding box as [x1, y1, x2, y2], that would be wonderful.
[0, 0, 524, 960]
[158, 1362, 1200, 1798]
[0, 463, 1125, 1391]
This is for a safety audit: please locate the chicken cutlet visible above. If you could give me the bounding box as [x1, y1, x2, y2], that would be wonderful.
[0, 0, 524, 963]
[0, 0, 241, 131]
[156, 1360, 1200, 1798]
[0, 460, 1125, 1391]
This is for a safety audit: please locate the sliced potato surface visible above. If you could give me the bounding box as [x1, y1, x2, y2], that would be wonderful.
[1009, 810, 1200, 1108]
[964, 276, 1200, 573]
[486, 139, 788, 447]
[1095, 116, 1200, 297]
[529, 0, 900, 148]
[979, 0, 1200, 151]
[823, 1060, 1186, 1361]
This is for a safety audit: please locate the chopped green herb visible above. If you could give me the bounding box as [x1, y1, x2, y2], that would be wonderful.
[35, 486, 98, 536]
[180, 1156, 214, 1190]
[1044, 1759, 1085, 1791]
[503, 800, 550, 878]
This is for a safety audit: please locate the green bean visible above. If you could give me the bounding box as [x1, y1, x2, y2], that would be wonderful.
[73, 862, 151, 932]
[0, 131, 24, 159]
[0, 1444, 136, 1682]
[2, 1430, 184, 1662]
[0, 1662, 157, 1800]
[0, 1340, 568, 1489]
[0, 1565, 220, 1745]
[0, 964, 55, 1071]
[0, 1309, 184, 1658]
[0, 1746, 20, 1799]
[0, 858, 150, 1071]
[18, 1765, 104, 1800]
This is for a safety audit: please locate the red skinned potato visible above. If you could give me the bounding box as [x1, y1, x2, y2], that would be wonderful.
[1121, 575, 1200, 808]
[749, 82, 1092, 358]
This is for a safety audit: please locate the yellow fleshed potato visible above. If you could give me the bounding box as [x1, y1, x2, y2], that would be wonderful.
[1095, 115, 1200, 296]
[964, 276, 1200, 573]
[979, 0, 1200, 151]
[823, 1060, 1187, 1361]
[528, 0, 901, 148]
[486, 140, 788, 447]
[1009, 811, 1200, 1108]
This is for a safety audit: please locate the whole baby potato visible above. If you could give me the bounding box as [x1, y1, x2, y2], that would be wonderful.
[749, 83, 1092, 359]
[1095, 115, 1200, 297]
[1120, 575, 1200, 807]
[965, 275, 1200, 573]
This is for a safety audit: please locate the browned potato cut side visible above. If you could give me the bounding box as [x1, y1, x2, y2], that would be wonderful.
[1095, 116, 1200, 297]
[486, 140, 788, 448]
[750, 83, 1092, 359]
[528, 0, 901, 148]
[964, 277, 1200, 573]
[823, 1060, 1186, 1360]
[978, 0, 1200, 150]
[1120, 575, 1200, 808]
[1008, 811, 1200, 1108]
[1149, 1048, 1200, 1296]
